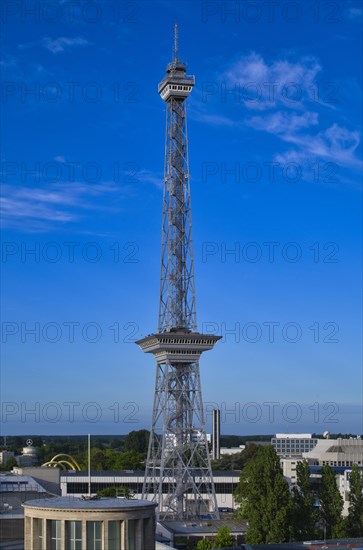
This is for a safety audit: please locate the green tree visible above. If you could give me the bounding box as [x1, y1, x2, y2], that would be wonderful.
[0, 456, 18, 471]
[235, 445, 292, 543]
[291, 460, 319, 540]
[97, 486, 134, 499]
[346, 464, 363, 536]
[80, 448, 143, 471]
[212, 443, 263, 471]
[123, 430, 150, 454]
[114, 450, 143, 470]
[319, 465, 344, 538]
[214, 525, 233, 547]
[196, 538, 214, 549]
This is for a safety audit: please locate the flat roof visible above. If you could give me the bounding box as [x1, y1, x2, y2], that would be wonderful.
[159, 518, 247, 535]
[61, 470, 240, 478]
[275, 434, 312, 439]
[23, 496, 157, 511]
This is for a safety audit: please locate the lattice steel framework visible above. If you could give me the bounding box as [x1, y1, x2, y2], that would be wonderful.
[159, 94, 196, 332]
[136, 25, 220, 521]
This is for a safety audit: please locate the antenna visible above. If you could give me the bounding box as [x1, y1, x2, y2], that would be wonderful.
[173, 22, 179, 62]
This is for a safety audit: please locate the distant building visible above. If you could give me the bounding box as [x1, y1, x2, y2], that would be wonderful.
[220, 446, 246, 456]
[0, 472, 52, 543]
[23, 496, 157, 550]
[271, 434, 318, 456]
[156, 518, 247, 547]
[0, 451, 15, 465]
[303, 437, 363, 467]
[281, 457, 303, 486]
[13, 466, 61, 495]
[212, 409, 220, 460]
[338, 467, 360, 516]
[16, 444, 37, 467]
[60, 470, 241, 511]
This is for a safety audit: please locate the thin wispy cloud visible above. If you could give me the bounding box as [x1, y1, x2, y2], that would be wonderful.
[0, 52, 17, 68]
[191, 111, 236, 127]
[138, 169, 163, 189]
[193, 52, 361, 175]
[345, 6, 363, 19]
[224, 52, 322, 111]
[274, 124, 362, 171]
[247, 111, 318, 134]
[1, 181, 120, 232]
[42, 36, 90, 54]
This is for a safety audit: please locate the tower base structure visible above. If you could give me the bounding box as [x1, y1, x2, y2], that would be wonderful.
[136, 331, 221, 521]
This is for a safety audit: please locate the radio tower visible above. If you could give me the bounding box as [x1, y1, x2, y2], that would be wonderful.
[136, 24, 220, 521]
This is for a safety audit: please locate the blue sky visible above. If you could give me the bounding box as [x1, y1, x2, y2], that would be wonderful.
[1, 0, 362, 437]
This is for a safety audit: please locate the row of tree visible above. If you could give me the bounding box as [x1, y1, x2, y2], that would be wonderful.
[234, 445, 363, 543]
[0, 430, 151, 472]
[0, 430, 150, 469]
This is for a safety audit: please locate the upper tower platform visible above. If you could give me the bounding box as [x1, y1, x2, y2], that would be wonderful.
[158, 23, 195, 102]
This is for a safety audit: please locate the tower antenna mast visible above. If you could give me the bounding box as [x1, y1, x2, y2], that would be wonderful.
[173, 22, 179, 62]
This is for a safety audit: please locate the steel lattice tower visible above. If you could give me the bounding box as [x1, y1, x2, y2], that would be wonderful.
[136, 24, 220, 521]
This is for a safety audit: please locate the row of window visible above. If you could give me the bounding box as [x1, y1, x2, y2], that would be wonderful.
[271, 438, 318, 445]
[274, 443, 316, 447]
[275, 447, 314, 452]
[275, 445, 315, 449]
[66, 482, 238, 495]
[158, 338, 214, 344]
[162, 85, 193, 93]
[321, 461, 357, 466]
[34, 518, 130, 550]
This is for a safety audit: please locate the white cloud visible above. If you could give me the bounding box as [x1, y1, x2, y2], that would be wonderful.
[224, 52, 322, 111]
[274, 124, 362, 171]
[191, 112, 235, 127]
[138, 170, 163, 189]
[42, 37, 90, 54]
[1, 181, 120, 232]
[247, 111, 318, 134]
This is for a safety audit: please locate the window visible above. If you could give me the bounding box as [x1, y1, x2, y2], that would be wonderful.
[34, 518, 43, 550]
[143, 519, 149, 543]
[86, 521, 102, 550]
[128, 519, 136, 550]
[50, 520, 61, 550]
[66, 521, 82, 550]
[108, 521, 121, 550]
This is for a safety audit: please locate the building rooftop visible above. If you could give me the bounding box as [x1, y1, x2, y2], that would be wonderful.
[61, 470, 241, 477]
[23, 496, 157, 511]
[275, 434, 313, 439]
[0, 474, 47, 493]
[159, 518, 247, 535]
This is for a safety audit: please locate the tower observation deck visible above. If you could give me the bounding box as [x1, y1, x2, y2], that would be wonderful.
[136, 24, 220, 521]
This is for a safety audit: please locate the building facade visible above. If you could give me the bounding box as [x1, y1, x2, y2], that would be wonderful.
[271, 434, 318, 456]
[0, 450, 15, 465]
[303, 437, 363, 466]
[23, 496, 157, 550]
[60, 471, 240, 511]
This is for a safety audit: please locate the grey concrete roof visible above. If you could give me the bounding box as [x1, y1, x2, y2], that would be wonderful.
[61, 470, 240, 478]
[23, 496, 157, 510]
[159, 518, 247, 534]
